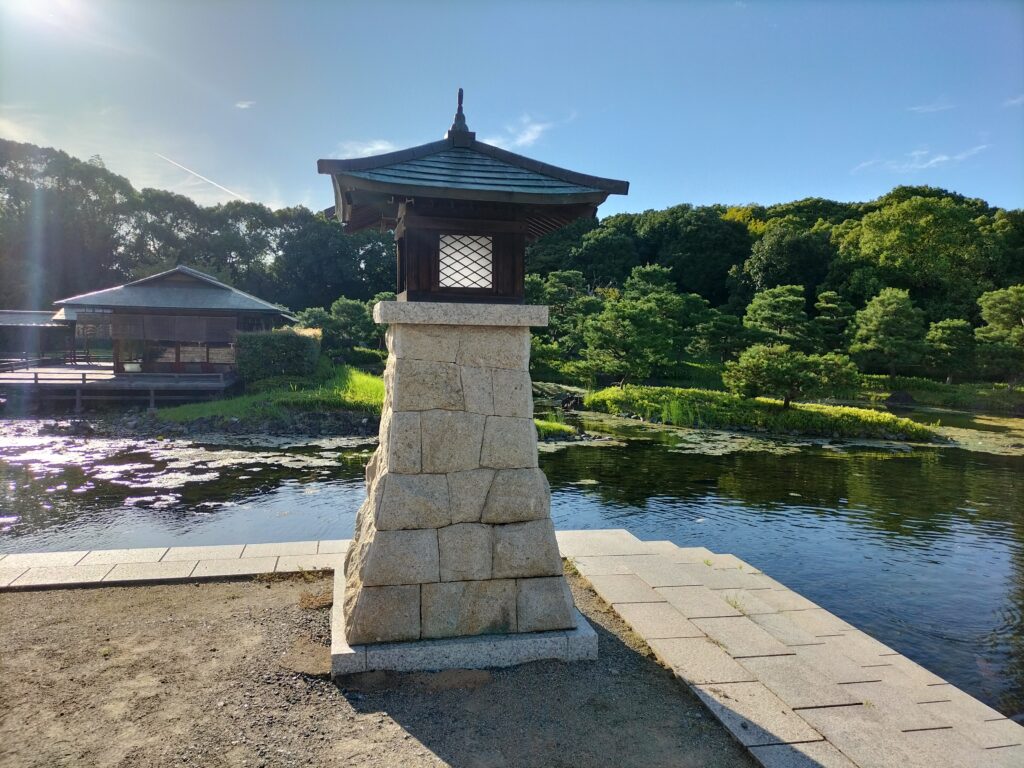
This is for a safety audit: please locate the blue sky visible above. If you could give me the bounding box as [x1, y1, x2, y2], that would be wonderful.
[1, 0, 1022, 215]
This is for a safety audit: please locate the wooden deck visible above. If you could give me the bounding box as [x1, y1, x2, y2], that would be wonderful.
[0, 362, 237, 410]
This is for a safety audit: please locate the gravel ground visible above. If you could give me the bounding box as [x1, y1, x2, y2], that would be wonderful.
[0, 570, 755, 768]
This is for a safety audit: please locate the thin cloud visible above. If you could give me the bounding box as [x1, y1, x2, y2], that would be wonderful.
[0, 112, 46, 144]
[234, 101, 255, 110]
[482, 115, 552, 150]
[907, 99, 955, 114]
[335, 139, 398, 158]
[1004, 94, 1024, 107]
[154, 153, 250, 202]
[851, 144, 989, 174]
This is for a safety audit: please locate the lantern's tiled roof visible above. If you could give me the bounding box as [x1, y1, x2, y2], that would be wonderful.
[54, 266, 294, 317]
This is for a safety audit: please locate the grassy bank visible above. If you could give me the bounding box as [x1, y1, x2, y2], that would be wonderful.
[856, 375, 1023, 414]
[158, 364, 384, 422]
[585, 385, 939, 441]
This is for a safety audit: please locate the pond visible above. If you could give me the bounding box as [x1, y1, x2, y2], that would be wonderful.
[0, 415, 1022, 720]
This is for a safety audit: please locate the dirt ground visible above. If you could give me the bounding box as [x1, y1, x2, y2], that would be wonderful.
[0, 570, 755, 768]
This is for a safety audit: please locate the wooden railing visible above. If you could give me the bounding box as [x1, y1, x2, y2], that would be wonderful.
[0, 371, 228, 386]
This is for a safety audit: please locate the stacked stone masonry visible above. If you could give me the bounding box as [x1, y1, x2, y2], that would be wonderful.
[343, 306, 575, 645]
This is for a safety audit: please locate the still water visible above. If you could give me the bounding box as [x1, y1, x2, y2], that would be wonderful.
[0, 417, 1022, 719]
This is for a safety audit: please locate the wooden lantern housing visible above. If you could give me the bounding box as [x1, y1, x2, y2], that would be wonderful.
[318, 91, 628, 303]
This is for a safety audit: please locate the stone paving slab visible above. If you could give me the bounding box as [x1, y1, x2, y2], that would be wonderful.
[242, 540, 318, 558]
[754, 588, 821, 612]
[716, 587, 782, 617]
[898, 725, 1018, 768]
[10, 564, 113, 587]
[748, 612, 826, 647]
[780, 608, 855, 636]
[191, 556, 279, 578]
[586, 573, 666, 604]
[656, 585, 742, 619]
[646, 637, 757, 685]
[612, 555, 707, 587]
[881, 654, 947, 686]
[570, 555, 637, 576]
[691, 616, 794, 658]
[748, 740, 859, 768]
[793, 643, 884, 684]
[1, 550, 88, 568]
[738, 655, 862, 710]
[666, 545, 715, 563]
[103, 560, 198, 583]
[613, 601, 705, 639]
[795, 705, 931, 768]
[80, 547, 168, 565]
[276, 553, 341, 573]
[554, 528, 648, 557]
[823, 629, 900, 664]
[693, 681, 823, 747]
[161, 544, 245, 562]
[706, 553, 761, 572]
[839, 681, 947, 732]
[0, 566, 29, 587]
[317, 539, 351, 554]
[917, 686, 1011, 723]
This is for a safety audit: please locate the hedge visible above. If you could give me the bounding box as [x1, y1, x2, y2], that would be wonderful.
[236, 328, 321, 383]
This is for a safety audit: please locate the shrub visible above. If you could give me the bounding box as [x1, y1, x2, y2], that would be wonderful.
[236, 327, 321, 383]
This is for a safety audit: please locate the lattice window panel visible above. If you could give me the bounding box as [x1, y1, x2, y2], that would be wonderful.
[439, 234, 493, 289]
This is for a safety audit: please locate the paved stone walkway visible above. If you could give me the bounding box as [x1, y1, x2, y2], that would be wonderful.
[2, 529, 1021, 767]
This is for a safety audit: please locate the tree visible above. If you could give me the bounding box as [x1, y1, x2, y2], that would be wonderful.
[925, 319, 975, 383]
[849, 288, 925, 376]
[688, 311, 749, 362]
[813, 290, 855, 352]
[723, 344, 858, 407]
[581, 296, 675, 385]
[743, 285, 812, 348]
[569, 228, 639, 286]
[623, 264, 712, 362]
[974, 285, 1024, 385]
[329, 297, 375, 350]
[741, 219, 834, 297]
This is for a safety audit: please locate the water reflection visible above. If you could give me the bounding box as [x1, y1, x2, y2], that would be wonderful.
[0, 418, 1022, 718]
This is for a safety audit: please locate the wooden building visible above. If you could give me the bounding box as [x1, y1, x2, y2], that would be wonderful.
[318, 90, 628, 303]
[53, 266, 294, 374]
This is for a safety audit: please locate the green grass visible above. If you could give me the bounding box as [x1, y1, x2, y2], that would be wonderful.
[158, 363, 385, 422]
[159, 359, 580, 439]
[585, 384, 939, 441]
[856, 375, 1023, 413]
[534, 418, 576, 439]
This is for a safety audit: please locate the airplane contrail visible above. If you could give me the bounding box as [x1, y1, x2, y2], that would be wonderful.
[154, 152, 251, 202]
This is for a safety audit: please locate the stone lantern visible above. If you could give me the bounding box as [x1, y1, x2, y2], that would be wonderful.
[318, 91, 628, 675]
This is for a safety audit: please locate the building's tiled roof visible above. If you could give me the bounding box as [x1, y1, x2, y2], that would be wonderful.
[0, 310, 67, 328]
[54, 266, 292, 317]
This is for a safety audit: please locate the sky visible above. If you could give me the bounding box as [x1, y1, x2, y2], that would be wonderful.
[1, 0, 1022, 217]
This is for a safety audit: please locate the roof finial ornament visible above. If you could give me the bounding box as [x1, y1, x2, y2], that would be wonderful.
[449, 87, 469, 133]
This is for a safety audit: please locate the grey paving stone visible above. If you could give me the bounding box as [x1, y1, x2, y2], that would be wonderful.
[647, 637, 757, 685]
[673, 563, 769, 590]
[571, 555, 636, 576]
[739, 655, 862, 709]
[276, 554, 340, 573]
[641, 540, 683, 556]
[10, 564, 114, 587]
[707, 553, 761, 572]
[796, 705, 933, 768]
[242, 540, 318, 558]
[899, 725, 1007, 767]
[693, 682, 823, 747]
[318, 539, 351, 554]
[162, 544, 244, 562]
[840, 681, 946, 732]
[616, 555, 707, 587]
[919, 702, 1024, 749]
[793, 643, 884, 684]
[667, 545, 715, 563]
[613, 601, 705, 639]
[780, 609, 854, 636]
[691, 616, 794, 658]
[586, 574, 666, 604]
[555, 529, 648, 557]
[823, 629, 900, 664]
[749, 740, 858, 768]
[0, 567, 29, 587]
[978, 744, 1024, 768]
[103, 560, 198, 583]
[754, 589, 820, 612]
[656, 585, 742, 619]
[867, 663, 939, 699]
[882, 654, 947, 686]
[1, 550, 88, 568]
[79, 547, 168, 565]
[365, 630, 569, 673]
[748, 612, 825, 647]
[191, 556, 278, 577]
[717, 588, 782, 617]
[917, 686, 1010, 723]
